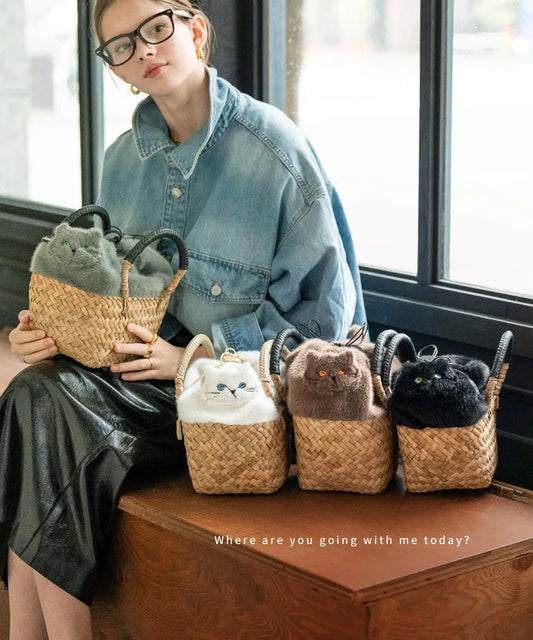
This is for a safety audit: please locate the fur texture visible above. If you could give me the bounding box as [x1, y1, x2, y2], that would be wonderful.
[30, 224, 174, 297]
[339, 324, 400, 374]
[285, 338, 383, 422]
[30, 224, 123, 295]
[115, 237, 174, 297]
[178, 354, 279, 425]
[388, 355, 490, 429]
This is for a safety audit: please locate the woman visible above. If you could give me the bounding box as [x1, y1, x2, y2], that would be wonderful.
[1, 0, 364, 638]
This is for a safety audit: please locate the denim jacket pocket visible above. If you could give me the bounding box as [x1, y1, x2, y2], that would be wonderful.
[170, 251, 270, 336]
[177, 251, 269, 303]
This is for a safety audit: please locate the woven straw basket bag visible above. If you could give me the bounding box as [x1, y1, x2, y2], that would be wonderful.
[275, 328, 399, 494]
[380, 331, 513, 493]
[28, 205, 188, 368]
[175, 335, 290, 495]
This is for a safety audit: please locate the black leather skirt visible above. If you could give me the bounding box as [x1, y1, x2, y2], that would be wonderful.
[0, 355, 186, 605]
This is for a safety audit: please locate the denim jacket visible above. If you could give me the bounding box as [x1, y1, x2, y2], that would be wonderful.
[98, 66, 365, 353]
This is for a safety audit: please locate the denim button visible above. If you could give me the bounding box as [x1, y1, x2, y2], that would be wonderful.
[210, 282, 222, 296]
[171, 187, 182, 199]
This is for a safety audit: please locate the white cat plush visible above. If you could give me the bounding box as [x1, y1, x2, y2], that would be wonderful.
[177, 350, 279, 426]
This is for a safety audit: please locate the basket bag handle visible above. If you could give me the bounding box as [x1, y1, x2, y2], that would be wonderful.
[379, 332, 418, 398]
[370, 329, 399, 406]
[120, 229, 188, 310]
[62, 205, 112, 233]
[485, 330, 514, 407]
[270, 328, 306, 402]
[174, 334, 217, 440]
[258, 340, 279, 401]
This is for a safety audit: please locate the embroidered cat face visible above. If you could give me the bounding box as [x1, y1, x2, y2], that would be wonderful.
[201, 361, 261, 408]
[286, 339, 383, 422]
[388, 356, 489, 429]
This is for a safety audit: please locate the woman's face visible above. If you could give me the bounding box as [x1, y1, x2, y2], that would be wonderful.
[100, 0, 206, 96]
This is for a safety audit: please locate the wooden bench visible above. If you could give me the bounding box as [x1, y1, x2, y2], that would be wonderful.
[1, 468, 532, 639]
[88, 468, 532, 640]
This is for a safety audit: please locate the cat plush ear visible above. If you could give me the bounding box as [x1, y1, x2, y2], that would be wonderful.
[460, 360, 490, 391]
[442, 354, 491, 391]
[88, 227, 104, 242]
[348, 324, 368, 342]
[52, 222, 71, 237]
[303, 347, 327, 368]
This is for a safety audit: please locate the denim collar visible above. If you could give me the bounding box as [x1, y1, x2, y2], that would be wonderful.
[131, 66, 239, 178]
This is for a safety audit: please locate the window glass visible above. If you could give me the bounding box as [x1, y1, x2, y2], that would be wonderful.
[0, 0, 81, 208]
[448, 0, 533, 296]
[103, 68, 143, 150]
[288, 0, 420, 273]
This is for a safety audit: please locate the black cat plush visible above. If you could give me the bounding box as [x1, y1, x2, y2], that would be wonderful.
[388, 352, 490, 429]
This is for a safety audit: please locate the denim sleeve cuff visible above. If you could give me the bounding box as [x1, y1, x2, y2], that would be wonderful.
[211, 313, 265, 354]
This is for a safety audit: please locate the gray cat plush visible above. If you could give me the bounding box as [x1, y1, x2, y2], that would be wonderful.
[30, 223, 123, 296]
[30, 224, 174, 297]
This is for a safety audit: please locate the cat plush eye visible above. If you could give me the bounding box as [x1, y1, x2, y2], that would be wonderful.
[415, 377, 423, 384]
[318, 370, 327, 377]
[338, 369, 346, 375]
[62, 241, 70, 247]
[217, 382, 247, 391]
[433, 374, 442, 379]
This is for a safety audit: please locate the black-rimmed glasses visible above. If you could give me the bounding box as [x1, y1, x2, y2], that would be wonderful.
[95, 8, 192, 67]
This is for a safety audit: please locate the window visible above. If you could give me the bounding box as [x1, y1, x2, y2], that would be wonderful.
[0, 0, 81, 208]
[103, 70, 143, 150]
[284, 0, 533, 349]
[288, 0, 420, 274]
[448, 0, 533, 297]
[287, 0, 533, 300]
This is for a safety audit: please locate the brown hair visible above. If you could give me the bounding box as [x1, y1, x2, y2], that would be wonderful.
[93, 0, 214, 63]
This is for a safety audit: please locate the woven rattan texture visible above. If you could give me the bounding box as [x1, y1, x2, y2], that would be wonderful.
[182, 418, 289, 494]
[293, 412, 396, 493]
[29, 272, 175, 368]
[397, 409, 498, 492]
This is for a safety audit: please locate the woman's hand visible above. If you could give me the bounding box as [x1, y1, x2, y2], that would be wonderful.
[111, 323, 210, 381]
[9, 310, 58, 364]
[111, 323, 184, 381]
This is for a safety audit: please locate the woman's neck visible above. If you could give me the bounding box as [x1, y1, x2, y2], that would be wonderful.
[153, 66, 210, 145]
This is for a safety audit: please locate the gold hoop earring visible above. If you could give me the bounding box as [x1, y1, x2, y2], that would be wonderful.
[196, 48, 204, 60]
[130, 85, 141, 95]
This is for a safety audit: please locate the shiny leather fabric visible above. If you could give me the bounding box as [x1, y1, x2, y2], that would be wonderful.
[0, 356, 186, 605]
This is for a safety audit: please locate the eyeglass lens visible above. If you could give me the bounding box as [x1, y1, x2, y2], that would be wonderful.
[103, 12, 175, 66]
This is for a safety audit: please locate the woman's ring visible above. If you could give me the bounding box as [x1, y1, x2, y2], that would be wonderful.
[144, 343, 153, 358]
[148, 357, 154, 369]
[148, 331, 158, 345]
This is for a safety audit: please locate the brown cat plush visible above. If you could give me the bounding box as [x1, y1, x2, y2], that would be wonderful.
[285, 338, 384, 422]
